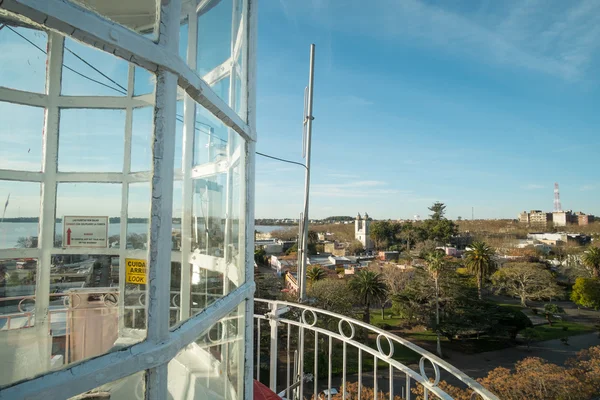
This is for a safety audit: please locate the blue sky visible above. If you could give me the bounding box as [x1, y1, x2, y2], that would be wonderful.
[255, 0, 600, 220]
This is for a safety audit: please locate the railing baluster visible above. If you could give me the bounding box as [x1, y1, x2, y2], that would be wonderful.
[406, 375, 411, 400]
[269, 302, 278, 392]
[328, 336, 333, 400]
[314, 331, 318, 400]
[342, 341, 347, 400]
[424, 386, 429, 400]
[256, 319, 261, 380]
[358, 349, 362, 400]
[389, 365, 393, 400]
[373, 355, 377, 400]
[299, 324, 305, 400]
[287, 323, 291, 400]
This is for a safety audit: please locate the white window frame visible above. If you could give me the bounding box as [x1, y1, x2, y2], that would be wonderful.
[0, 0, 257, 398]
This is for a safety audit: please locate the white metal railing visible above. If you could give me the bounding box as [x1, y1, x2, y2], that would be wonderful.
[254, 299, 499, 400]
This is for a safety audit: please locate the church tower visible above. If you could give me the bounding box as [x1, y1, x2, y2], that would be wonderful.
[355, 212, 373, 250]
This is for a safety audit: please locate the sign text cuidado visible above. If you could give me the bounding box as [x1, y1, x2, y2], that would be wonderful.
[125, 258, 147, 285]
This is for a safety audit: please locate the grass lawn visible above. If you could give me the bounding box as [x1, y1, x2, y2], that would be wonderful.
[368, 311, 404, 327]
[529, 321, 596, 341]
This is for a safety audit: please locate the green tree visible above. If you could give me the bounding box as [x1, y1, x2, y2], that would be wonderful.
[349, 270, 387, 324]
[306, 265, 327, 286]
[422, 202, 458, 244]
[254, 248, 267, 266]
[543, 303, 565, 327]
[464, 241, 496, 299]
[428, 202, 447, 220]
[582, 246, 600, 278]
[425, 250, 446, 357]
[309, 279, 355, 316]
[571, 277, 600, 309]
[369, 221, 392, 250]
[491, 262, 562, 306]
[346, 240, 364, 255]
[522, 327, 542, 350]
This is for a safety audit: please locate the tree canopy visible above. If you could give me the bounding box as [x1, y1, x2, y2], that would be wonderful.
[349, 269, 387, 324]
[491, 262, 562, 306]
[464, 241, 496, 299]
[582, 246, 600, 278]
[571, 277, 600, 310]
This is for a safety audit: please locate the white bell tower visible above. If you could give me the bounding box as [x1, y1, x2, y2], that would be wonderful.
[355, 212, 373, 250]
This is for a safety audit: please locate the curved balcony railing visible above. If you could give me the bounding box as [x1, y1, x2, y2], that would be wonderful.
[254, 298, 499, 400]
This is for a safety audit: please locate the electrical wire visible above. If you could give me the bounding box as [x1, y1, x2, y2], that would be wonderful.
[7, 24, 305, 171]
[256, 152, 307, 169]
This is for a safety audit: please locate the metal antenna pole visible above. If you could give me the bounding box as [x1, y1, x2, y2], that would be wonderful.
[299, 44, 315, 302]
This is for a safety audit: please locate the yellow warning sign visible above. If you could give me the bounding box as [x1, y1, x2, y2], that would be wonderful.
[125, 258, 147, 284]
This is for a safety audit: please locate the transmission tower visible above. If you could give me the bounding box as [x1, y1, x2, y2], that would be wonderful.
[553, 182, 562, 212]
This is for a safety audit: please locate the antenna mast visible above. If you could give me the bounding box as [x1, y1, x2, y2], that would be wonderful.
[554, 183, 562, 212]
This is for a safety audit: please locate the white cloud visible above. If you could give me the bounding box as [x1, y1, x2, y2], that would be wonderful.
[285, 0, 600, 81]
[580, 184, 596, 191]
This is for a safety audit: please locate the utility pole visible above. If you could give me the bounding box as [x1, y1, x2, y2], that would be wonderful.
[298, 44, 316, 302]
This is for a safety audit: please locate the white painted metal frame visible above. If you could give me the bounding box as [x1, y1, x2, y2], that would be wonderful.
[0, 0, 257, 398]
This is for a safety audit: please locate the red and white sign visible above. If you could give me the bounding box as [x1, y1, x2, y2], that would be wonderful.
[63, 216, 109, 248]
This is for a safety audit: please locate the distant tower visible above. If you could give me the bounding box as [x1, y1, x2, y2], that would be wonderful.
[554, 183, 562, 212]
[355, 212, 373, 250]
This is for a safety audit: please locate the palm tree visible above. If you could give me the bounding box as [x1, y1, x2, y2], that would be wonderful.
[306, 265, 327, 286]
[349, 270, 387, 324]
[425, 251, 446, 358]
[582, 246, 600, 278]
[464, 241, 495, 299]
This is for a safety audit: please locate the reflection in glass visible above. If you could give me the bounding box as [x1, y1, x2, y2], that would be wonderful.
[0, 101, 44, 171]
[0, 181, 41, 249]
[58, 108, 125, 172]
[69, 370, 145, 400]
[55, 183, 121, 248]
[193, 105, 229, 166]
[0, 24, 47, 93]
[192, 174, 226, 257]
[197, 0, 233, 76]
[168, 302, 245, 398]
[0, 257, 40, 387]
[61, 37, 128, 96]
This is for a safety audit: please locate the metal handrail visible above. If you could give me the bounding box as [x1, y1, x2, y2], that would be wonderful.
[254, 298, 499, 400]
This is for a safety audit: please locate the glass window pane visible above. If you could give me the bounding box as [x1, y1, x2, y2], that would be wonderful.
[168, 301, 245, 398]
[134, 67, 155, 97]
[179, 19, 188, 61]
[127, 183, 150, 249]
[61, 37, 128, 97]
[0, 181, 41, 249]
[58, 108, 125, 172]
[197, 0, 233, 76]
[69, 370, 145, 399]
[0, 101, 44, 171]
[68, 0, 159, 40]
[130, 107, 154, 172]
[193, 105, 230, 166]
[0, 256, 40, 387]
[55, 183, 121, 248]
[211, 75, 231, 104]
[0, 24, 47, 93]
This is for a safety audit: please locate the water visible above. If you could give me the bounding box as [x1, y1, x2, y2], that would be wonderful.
[1, 222, 289, 248]
[0, 221, 163, 249]
[255, 225, 290, 233]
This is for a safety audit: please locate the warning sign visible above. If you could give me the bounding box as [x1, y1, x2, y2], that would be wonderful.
[63, 216, 108, 248]
[125, 258, 147, 285]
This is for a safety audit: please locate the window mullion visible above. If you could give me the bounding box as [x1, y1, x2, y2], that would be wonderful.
[145, 0, 182, 398]
[35, 32, 63, 364]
